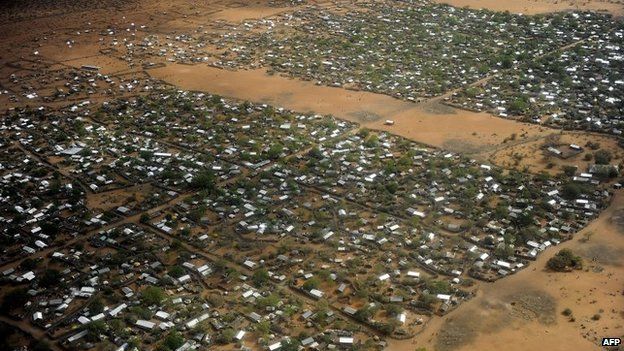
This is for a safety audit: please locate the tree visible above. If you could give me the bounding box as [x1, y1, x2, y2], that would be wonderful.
[561, 165, 577, 177]
[256, 294, 280, 309]
[190, 170, 216, 191]
[253, 269, 270, 287]
[281, 339, 301, 351]
[216, 328, 235, 344]
[39, 269, 61, 288]
[108, 319, 126, 335]
[508, 97, 528, 114]
[547, 249, 583, 271]
[207, 293, 224, 308]
[357, 128, 370, 138]
[85, 320, 106, 342]
[594, 150, 612, 165]
[378, 320, 400, 335]
[267, 143, 284, 160]
[561, 182, 584, 200]
[20, 258, 38, 270]
[1, 288, 28, 312]
[499, 55, 513, 69]
[141, 286, 166, 306]
[385, 303, 403, 316]
[89, 298, 105, 315]
[513, 211, 533, 228]
[418, 293, 437, 308]
[256, 320, 270, 335]
[31, 341, 51, 351]
[168, 265, 185, 278]
[140, 213, 151, 223]
[364, 134, 379, 148]
[354, 307, 373, 322]
[302, 277, 320, 291]
[385, 181, 399, 194]
[424, 279, 451, 294]
[163, 331, 184, 350]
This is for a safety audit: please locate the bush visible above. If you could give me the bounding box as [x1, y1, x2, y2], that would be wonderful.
[546, 249, 583, 271]
[508, 97, 529, 114]
[424, 280, 451, 294]
[364, 134, 379, 148]
[190, 170, 216, 191]
[89, 298, 105, 315]
[31, 341, 51, 351]
[418, 293, 437, 308]
[168, 266, 185, 279]
[562, 308, 572, 316]
[561, 182, 585, 200]
[302, 277, 320, 291]
[561, 165, 577, 177]
[252, 269, 270, 287]
[20, 258, 39, 270]
[216, 328, 235, 344]
[1, 288, 29, 313]
[594, 150, 612, 165]
[281, 339, 301, 351]
[354, 307, 373, 322]
[141, 286, 166, 306]
[39, 269, 61, 288]
[140, 213, 151, 223]
[163, 331, 184, 350]
[85, 320, 106, 342]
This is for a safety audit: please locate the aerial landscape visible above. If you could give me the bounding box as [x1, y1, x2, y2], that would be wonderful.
[0, 0, 622, 350]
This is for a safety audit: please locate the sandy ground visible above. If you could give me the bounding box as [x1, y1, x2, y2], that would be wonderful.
[389, 190, 624, 351]
[211, 5, 295, 22]
[150, 64, 624, 172]
[86, 183, 152, 211]
[487, 132, 624, 175]
[149, 65, 554, 154]
[434, 0, 624, 16]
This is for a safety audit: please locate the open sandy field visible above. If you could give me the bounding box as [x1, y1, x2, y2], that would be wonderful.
[486, 132, 624, 175]
[149, 64, 554, 154]
[150, 64, 623, 170]
[434, 0, 624, 16]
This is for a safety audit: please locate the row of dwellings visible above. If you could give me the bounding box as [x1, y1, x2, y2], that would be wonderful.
[449, 26, 624, 135]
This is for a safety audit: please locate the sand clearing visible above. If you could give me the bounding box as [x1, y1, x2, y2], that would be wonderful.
[150, 64, 623, 170]
[211, 5, 295, 22]
[86, 183, 154, 211]
[487, 132, 624, 174]
[434, 0, 624, 16]
[61, 55, 133, 75]
[149, 64, 553, 153]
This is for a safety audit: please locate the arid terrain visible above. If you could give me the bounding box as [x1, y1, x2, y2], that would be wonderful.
[1, 0, 623, 351]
